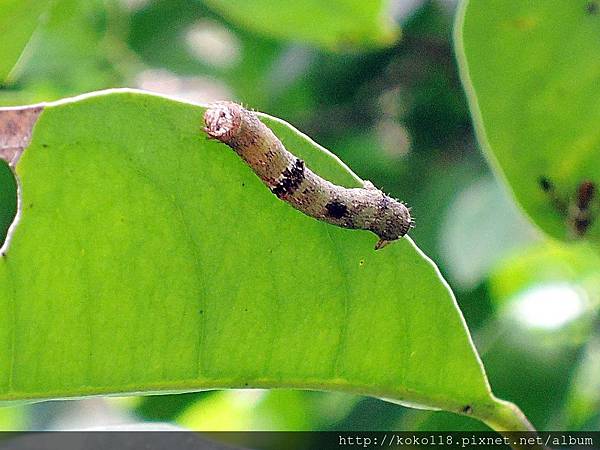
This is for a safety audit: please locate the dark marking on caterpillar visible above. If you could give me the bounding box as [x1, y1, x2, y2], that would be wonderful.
[325, 200, 348, 219]
[586, 1, 598, 14]
[271, 158, 305, 199]
[204, 102, 414, 249]
[540, 176, 597, 237]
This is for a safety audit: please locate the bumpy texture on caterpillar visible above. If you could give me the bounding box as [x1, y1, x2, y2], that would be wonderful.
[203, 102, 414, 249]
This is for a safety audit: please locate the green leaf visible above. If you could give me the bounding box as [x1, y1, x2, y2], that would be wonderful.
[17, 0, 118, 93]
[564, 335, 600, 428]
[488, 242, 600, 353]
[455, 0, 600, 247]
[0, 0, 49, 83]
[0, 90, 530, 432]
[202, 0, 399, 50]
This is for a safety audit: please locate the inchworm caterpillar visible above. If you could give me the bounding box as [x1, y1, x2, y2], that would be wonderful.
[539, 176, 596, 236]
[203, 102, 413, 249]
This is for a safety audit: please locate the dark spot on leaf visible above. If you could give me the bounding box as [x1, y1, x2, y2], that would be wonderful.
[539, 176, 553, 192]
[325, 200, 348, 219]
[586, 1, 598, 14]
[574, 217, 592, 236]
[461, 405, 473, 414]
[42, 144, 48, 148]
[29, 203, 33, 208]
[359, 259, 365, 266]
[576, 180, 595, 210]
[199, 310, 204, 314]
[241, 182, 245, 187]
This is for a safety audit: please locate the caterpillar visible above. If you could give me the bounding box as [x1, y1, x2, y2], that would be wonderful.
[539, 176, 596, 236]
[203, 102, 414, 249]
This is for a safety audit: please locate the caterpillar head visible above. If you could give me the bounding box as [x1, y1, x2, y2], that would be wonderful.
[204, 102, 242, 143]
[372, 197, 414, 250]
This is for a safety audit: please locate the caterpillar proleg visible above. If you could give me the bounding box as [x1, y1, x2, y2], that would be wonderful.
[203, 102, 414, 249]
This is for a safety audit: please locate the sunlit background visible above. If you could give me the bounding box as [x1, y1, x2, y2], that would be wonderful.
[1, 0, 599, 435]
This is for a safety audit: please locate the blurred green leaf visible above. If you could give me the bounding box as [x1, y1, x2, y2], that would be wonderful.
[0, 403, 25, 430]
[19, 0, 118, 92]
[138, 389, 358, 430]
[203, 0, 400, 50]
[0, 90, 531, 432]
[398, 408, 491, 432]
[439, 177, 538, 290]
[178, 390, 353, 431]
[564, 336, 600, 429]
[135, 391, 213, 422]
[456, 0, 600, 247]
[0, 161, 17, 247]
[490, 242, 600, 304]
[479, 327, 582, 430]
[0, 0, 48, 83]
[488, 242, 600, 348]
[484, 242, 600, 428]
[0, 0, 122, 106]
[128, 0, 291, 109]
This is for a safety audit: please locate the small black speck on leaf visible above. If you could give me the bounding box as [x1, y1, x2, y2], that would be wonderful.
[538, 176, 553, 192]
[359, 259, 365, 266]
[199, 310, 204, 314]
[462, 405, 473, 414]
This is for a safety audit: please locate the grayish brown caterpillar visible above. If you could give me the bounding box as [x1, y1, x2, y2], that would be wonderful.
[203, 102, 413, 249]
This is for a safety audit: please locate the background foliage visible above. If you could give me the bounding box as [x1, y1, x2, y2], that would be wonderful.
[0, 0, 598, 436]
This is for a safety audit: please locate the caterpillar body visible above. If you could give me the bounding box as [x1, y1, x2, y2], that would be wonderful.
[203, 102, 413, 249]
